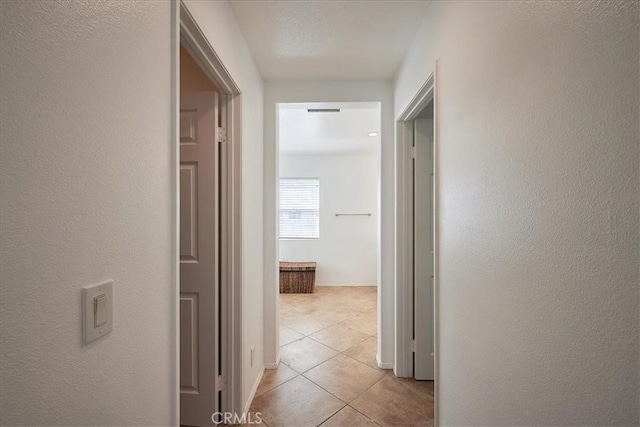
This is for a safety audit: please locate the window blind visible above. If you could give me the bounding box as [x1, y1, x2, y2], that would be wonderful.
[279, 178, 320, 239]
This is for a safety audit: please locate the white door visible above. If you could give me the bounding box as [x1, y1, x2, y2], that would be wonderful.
[413, 117, 435, 380]
[180, 91, 221, 426]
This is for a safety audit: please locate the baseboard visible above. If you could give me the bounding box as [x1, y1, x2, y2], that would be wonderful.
[316, 283, 377, 287]
[376, 353, 393, 370]
[264, 354, 280, 370]
[243, 365, 265, 415]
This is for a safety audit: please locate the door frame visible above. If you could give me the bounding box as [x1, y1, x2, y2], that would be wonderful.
[271, 101, 384, 370]
[394, 67, 438, 420]
[172, 1, 244, 422]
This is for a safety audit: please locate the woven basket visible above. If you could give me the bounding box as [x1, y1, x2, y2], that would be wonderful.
[279, 262, 316, 293]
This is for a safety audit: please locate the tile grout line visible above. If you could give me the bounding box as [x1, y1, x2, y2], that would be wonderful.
[345, 402, 385, 427]
[261, 288, 384, 426]
[305, 331, 373, 353]
[299, 333, 388, 425]
[315, 403, 349, 427]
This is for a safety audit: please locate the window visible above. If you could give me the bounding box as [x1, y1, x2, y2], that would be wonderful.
[279, 178, 320, 239]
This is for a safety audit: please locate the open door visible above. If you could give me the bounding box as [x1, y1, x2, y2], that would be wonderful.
[180, 91, 221, 425]
[413, 116, 435, 380]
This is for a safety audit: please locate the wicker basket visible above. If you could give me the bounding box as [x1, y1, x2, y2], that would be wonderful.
[279, 262, 316, 293]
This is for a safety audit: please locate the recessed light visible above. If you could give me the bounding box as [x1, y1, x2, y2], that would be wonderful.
[368, 132, 378, 137]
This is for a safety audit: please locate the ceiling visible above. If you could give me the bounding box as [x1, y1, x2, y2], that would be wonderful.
[229, 0, 431, 80]
[279, 102, 380, 155]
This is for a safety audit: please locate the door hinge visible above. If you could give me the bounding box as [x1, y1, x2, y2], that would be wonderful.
[409, 146, 416, 159]
[216, 375, 226, 392]
[217, 127, 227, 144]
[410, 339, 416, 352]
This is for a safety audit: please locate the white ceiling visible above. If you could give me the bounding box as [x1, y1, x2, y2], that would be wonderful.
[229, 0, 431, 80]
[279, 102, 380, 155]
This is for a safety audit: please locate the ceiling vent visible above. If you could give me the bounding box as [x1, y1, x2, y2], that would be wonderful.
[307, 108, 340, 113]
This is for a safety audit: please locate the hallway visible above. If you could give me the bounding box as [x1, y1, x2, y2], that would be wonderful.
[2, 1, 638, 426]
[249, 287, 434, 426]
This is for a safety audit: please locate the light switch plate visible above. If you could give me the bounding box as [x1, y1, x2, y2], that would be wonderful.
[82, 280, 113, 345]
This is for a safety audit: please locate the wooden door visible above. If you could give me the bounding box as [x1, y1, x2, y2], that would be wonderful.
[180, 91, 220, 426]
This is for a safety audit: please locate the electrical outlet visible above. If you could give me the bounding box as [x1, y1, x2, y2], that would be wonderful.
[250, 346, 255, 367]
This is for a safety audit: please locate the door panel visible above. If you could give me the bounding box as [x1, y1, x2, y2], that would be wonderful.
[180, 163, 198, 262]
[180, 91, 220, 426]
[180, 293, 199, 392]
[414, 117, 435, 380]
[180, 110, 198, 143]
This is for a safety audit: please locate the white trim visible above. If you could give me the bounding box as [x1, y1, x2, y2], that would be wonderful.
[264, 355, 280, 370]
[396, 76, 435, 122]
[376, 353, 393, 370]
[394, 119, 414, 378]
[394, 71, 435, 378]
[432, 61, 440, 427]
[179, 5, 240, 95]
[177, 0, 244, 419]
[223, 93, 244, 418]
[243, 366, 265, 415]
[263, 107, 280, 370]
[170, 2, 180, 425]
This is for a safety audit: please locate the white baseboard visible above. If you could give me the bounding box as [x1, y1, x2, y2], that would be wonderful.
[316, 283, 377, 287]
[376, 353, 393, 370]
[243, 366, 265, 415]
[264, 354, 280, 370]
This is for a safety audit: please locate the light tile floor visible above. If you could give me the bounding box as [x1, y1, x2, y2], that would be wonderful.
[248, 286, 434, 427]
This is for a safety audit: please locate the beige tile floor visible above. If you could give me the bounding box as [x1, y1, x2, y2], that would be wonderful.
[248, 286, 434, 427]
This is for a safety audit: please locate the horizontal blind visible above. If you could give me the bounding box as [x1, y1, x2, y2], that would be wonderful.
[279, 178, 320, 239]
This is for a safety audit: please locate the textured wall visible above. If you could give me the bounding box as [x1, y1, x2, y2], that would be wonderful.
[394, 1, 639, 425]
[0, 1, 174, 425]
[279, 153, 378, 285]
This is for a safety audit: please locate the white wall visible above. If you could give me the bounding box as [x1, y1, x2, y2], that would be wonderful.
[183, 0, 265, 411]
[0, 2, 174, 425]
[0, 1, 265, 424]
[264, 81, 395, 370]
[279, 153, 378, 285]
[394, 1, 639, 425]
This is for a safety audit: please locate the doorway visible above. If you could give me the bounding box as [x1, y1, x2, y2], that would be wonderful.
[395, 72, 438, 416]
[412, 102, 435, 380]
[275, 102, 382, 369]
[277, 102, 381, 371]
[175, 2, 244, 424]
[179, 44, 223, 426]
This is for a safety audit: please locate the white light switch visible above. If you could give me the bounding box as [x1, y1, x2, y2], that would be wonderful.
[94, 294, 108, 327]
[83, 280, 113, 345]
